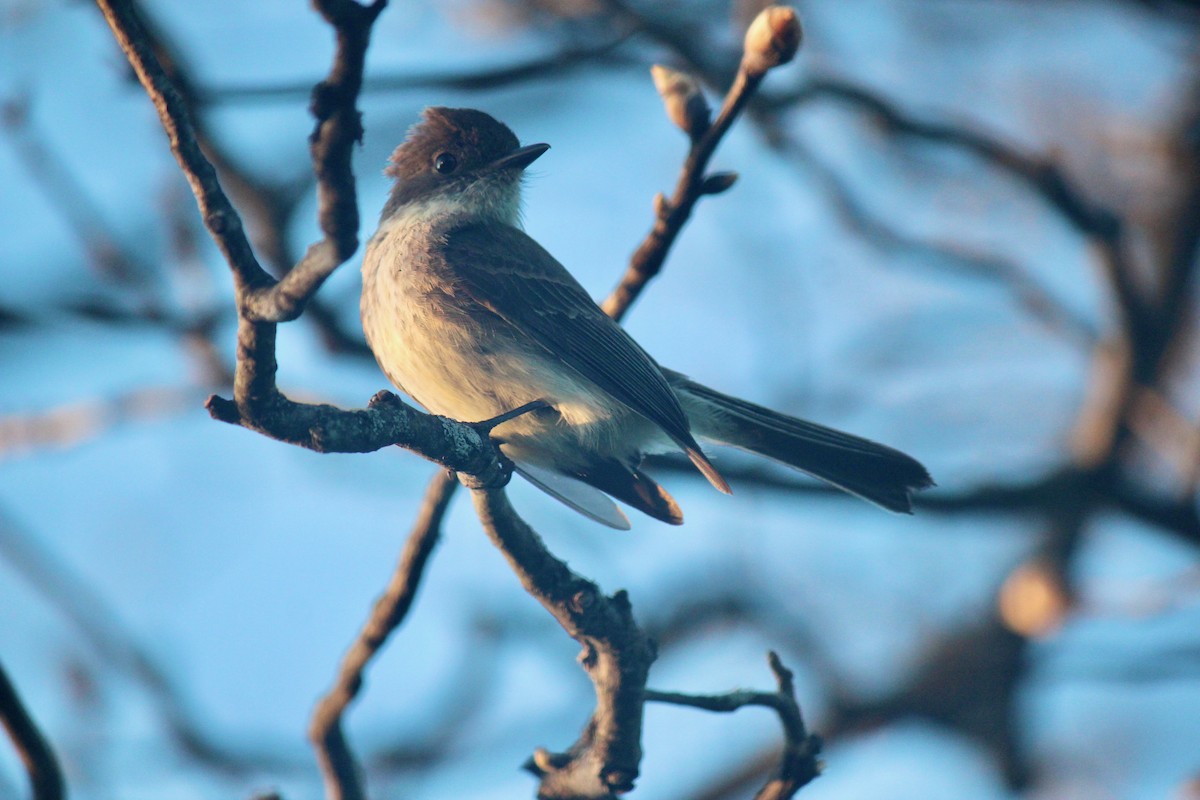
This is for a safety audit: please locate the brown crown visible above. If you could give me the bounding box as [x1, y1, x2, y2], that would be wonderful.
[385, 107, 520, 181]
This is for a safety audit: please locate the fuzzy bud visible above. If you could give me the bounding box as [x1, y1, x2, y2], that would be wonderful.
[650, 64, 711, 140]
[653, 192, 670, 218]
[741, 6, 802, 76]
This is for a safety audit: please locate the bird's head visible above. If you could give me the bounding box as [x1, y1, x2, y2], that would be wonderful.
[380, 107, 549, 226]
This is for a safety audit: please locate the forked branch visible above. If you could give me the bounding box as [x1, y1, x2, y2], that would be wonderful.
[648, 652, 822, 800]
[96, 0, 512, 485]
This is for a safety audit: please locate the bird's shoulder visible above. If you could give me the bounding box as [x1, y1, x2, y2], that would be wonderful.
[440, 222, 584, 289]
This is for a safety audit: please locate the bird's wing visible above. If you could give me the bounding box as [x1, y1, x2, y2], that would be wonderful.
[441, 223, 727, 492]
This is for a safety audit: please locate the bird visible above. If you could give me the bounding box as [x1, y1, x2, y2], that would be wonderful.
[360, 107, 933, 529]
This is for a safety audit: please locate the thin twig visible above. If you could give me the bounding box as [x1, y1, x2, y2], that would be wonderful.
[309, 471, 458, 800]
[646, 652, 821, 800]
[602, 58, 768, 320]
[0, 660, 64, 800]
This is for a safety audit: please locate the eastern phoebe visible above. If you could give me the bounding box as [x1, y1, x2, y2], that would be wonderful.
[361, 107, 932, 528]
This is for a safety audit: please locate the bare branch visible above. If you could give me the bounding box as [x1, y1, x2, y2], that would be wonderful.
[111, 0, 370, 358]
[1, 95, 150, 285]
[0, 659, 64, 800]
[601, 62, 759, 320]
[0, 385, 206, 458]
[471, 487, 657, 798]
[95, 0, 517, 483]
[0, 505, 294, 774]
[602, 6, 802, 321]
[95, 0, 268, 299]
[207, 33, 636, 103]
[647, 652, 821, 800]
[310, 471, 458, 800]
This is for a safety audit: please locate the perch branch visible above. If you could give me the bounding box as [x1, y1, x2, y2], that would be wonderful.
[453, 12, 808, 797]
[471, 488, 657, 798]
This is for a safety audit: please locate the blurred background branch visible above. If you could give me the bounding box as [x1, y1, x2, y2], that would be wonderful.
[2, 0, 1198, 798]
[0, 658, 64, 800]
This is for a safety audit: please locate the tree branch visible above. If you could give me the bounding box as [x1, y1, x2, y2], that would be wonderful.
[601, 8, 801, 321]
[647, 652, 821, 800]
[206, 33, 636, 103]
[601, 63, 759, 321]
[0, 660, 64, 800]
[95, 0, 268, 299]
[309, 471, 458, 800]
[471, 487, 657, 798]
[110, 0, 371, 359]
[95, 0, 517, 484]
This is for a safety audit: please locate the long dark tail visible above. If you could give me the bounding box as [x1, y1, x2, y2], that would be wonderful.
[673, 375, 934, 513]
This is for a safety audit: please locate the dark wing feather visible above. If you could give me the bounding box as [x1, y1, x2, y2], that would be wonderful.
[441, 223, 701, 456]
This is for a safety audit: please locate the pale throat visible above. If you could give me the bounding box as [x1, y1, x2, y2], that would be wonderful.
[382, 179, 523, 232]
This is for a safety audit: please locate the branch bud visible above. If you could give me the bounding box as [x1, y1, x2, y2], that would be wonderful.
[700, 171, 739, 195]
[653, 192, 670, 218]
[741, 6, 802, 77]
[650, 64, 711, 140]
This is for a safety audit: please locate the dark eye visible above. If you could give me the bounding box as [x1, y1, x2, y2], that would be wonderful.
[433, 152, 458, 174]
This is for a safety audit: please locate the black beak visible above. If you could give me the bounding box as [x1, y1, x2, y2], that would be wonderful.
[490, 142, 550, 172]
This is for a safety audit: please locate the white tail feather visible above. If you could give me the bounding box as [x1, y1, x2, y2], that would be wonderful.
[512, 461, 632, 530]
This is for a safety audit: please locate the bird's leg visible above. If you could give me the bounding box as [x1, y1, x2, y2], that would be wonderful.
[453, 399, 552, 491]
[471, 399, 552, 433]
